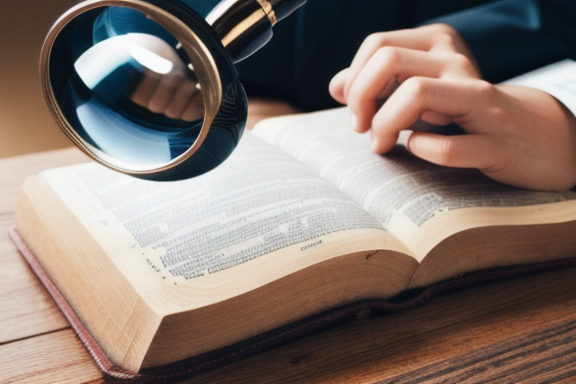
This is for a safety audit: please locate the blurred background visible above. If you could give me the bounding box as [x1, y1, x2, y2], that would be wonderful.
[0, 0, 490, 159]
[0, 0, 77, 158]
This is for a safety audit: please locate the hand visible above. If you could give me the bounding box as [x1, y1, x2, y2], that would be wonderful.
[329, 23, 480, 141]
[130, 65, 205, 122]
[329, 24, 576, 191]
[76, 33, 205, 122]
[393, 81, 576, 191]
[124, 34, 205, 122]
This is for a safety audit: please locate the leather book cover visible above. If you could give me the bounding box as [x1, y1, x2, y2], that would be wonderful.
[8, 227, 576, 383]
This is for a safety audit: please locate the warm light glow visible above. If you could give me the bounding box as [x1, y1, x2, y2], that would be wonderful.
[129, 45, 174, 74]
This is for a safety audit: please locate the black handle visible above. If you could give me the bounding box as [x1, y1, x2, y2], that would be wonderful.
[270, 0, 306, 21]
[207, 0, 306, 62]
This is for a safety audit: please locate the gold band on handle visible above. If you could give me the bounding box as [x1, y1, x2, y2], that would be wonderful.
[256, 0, 277, 25]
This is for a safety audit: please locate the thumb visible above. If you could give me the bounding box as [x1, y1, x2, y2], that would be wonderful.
[406, 131, 503, 170]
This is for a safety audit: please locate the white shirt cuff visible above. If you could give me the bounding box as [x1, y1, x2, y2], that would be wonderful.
[504, 59, 576, 116]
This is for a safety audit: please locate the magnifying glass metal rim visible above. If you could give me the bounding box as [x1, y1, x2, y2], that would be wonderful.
[40, 0, 224, 176]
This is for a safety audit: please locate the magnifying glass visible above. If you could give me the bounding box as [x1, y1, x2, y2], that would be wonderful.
[40, 0, 305, 181]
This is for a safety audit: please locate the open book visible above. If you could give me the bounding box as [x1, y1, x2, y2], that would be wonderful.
[13, 105, 576, 380]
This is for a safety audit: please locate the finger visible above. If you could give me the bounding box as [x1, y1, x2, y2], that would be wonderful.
[328, 69, 348, 105]
[373, 77, 492, 138]
[421, 111, 453, 126]
[371, 77, 494, 154]
[347, 49, 464, 133]
[343, 27, 447, 100]
[164, 80, 199, 120]
[406, 131, 504, 170]
[181, 93, 205, 122]
[147, 72, 185, 114]
[130, 75, 160, 109]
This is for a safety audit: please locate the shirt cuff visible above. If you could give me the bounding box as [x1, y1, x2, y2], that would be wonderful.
[504, 59, 576, 116]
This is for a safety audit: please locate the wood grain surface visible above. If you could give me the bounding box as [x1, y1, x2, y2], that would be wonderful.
[1, 145, 575, 383]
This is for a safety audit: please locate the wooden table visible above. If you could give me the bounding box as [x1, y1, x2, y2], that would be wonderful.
[1, 147, 576, 384]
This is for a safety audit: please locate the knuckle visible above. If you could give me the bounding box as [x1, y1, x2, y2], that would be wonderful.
[373, 46, 402, 67]
[402, 77, 429, 98]
[431, 22, 456, 37]
[434, 139, 459, 165]
[487, 105, 509, 126]
[473, 81, 510, 124]
[362, 33, 387, 50]
[451, 53, 474, 72]
[428, 23, 458, 46]
[473, 80, 496, 95]
[439, 52, 477, 78]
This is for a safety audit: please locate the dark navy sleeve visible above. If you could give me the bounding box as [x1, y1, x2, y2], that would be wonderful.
[433, 0, 576, 83]
[235, 0, 493, 111]
[235, 0, 576, 110]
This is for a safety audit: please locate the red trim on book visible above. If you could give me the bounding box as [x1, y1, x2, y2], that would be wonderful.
[8, 228, 146, 381]
[9, 227, 576, 383]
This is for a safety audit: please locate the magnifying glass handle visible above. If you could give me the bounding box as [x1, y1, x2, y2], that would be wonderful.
[269, 0, 307, 21]
[207, 0, 306, 62]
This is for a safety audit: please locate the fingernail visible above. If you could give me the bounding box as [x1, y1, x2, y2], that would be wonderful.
[370, 136, 380, 153]
[350, 113, 359, 131]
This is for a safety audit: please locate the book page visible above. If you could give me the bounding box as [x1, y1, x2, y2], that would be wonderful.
[253, 108, 576, 252]
[42, 133, 392, 290]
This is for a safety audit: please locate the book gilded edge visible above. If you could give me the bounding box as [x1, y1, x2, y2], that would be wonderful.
[8, 227, 576, 383]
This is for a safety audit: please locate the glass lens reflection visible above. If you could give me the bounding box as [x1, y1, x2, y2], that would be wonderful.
[51, 6, 206, 170]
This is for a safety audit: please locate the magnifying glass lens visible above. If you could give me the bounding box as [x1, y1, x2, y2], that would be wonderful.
[50, 6, 206, 170]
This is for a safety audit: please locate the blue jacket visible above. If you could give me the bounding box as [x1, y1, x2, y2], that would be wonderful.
[236, 0, 576, 111]
[434, 0, 576, 83]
